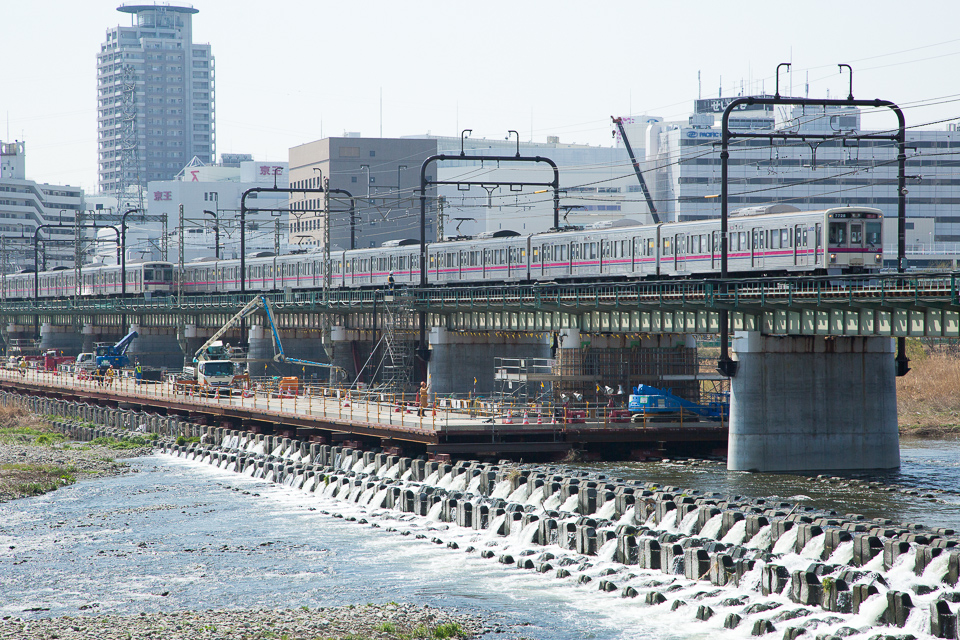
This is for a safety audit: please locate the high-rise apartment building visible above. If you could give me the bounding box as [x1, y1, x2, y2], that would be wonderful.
[97, 4, 214, 197]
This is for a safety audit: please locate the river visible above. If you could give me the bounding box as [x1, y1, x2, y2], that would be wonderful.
[2, 438, 959, 639]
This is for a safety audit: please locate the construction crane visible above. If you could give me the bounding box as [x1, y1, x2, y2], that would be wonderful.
[95, 330, 139, 369]
[193, 295, 344, 378]
[611, 116, 659, 223]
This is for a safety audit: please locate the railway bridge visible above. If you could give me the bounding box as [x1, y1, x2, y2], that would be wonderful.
[2, 272, 958, 473]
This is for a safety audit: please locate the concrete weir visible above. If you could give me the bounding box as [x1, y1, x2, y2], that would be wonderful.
[728, 331, 899, 473]
[13, 390, 960, 637]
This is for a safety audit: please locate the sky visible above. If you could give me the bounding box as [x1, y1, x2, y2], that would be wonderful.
[4, 0, 960, 193]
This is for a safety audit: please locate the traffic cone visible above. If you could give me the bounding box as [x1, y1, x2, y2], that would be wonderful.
[537, 411, 543, 425]
[522, 411, 530, 424]
[503, 412, 512, 424]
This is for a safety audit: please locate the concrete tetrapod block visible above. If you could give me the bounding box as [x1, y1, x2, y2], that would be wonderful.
[821, 577, 852, 613]
[930, 599, 958, 639]
[853, 534, 883, 567]
[823, 530, 853, 561]
[761, 564, 790, 596]
[709, 554, 737, 587]
[884, 539, 912, 571]
[639, 538, 661, 570]
[883, 591, 915, 628]
[661, 543, 684, 575]
[684, 548, 711, 582]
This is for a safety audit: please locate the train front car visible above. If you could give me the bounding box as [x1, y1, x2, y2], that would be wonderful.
[824, 207, 883, 274]
[142, 262, 175, 297]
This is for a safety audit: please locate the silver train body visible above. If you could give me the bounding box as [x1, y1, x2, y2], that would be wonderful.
[5, 207, 883, 299]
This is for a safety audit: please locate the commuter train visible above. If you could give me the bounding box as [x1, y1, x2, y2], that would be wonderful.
[3, 205, 883, 300]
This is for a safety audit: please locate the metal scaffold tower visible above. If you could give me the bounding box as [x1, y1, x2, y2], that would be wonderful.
[377, 290, 415, 392]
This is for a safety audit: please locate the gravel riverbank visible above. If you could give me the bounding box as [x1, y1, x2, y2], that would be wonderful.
[0, 441, 150, 503]
[0, 603, 484, 639]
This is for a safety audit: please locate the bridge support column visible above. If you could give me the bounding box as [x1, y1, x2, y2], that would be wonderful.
[81, 324, 96, 353]
[728, 331, 899, 472]
[427, 327, 551, 395]
[126, 324, 182, 370]
[38, 322, 84, 355]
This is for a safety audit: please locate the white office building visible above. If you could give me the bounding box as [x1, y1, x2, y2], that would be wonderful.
[0, 141, 87, 272]
[646, 97, 960, 252]
[95, 159, 290, 264]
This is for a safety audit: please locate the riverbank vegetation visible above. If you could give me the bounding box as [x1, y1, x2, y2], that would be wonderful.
[0, 405, 147, 502]
[897, 340, 960, 436]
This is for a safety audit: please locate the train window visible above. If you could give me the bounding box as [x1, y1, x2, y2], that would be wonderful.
[646, 238, 654, 256]
[829, 222, 846, 246]
[532, 247, 540, 263]
[662, 238, 671, 256]
[144, 268, 154, 281]
[850, 224, 863, 245]
[771, 232, 780, 250]
[781, 229, 791, 247]
[866, 222, 881, 246]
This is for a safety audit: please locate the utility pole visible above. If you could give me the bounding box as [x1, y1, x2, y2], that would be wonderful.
[161, 217, 168, 260]
[274, 219, 281, 256]
[323, 176, 331, 303]
[437, 196, 446, 241]
[177, 203, 184, 308]
[74, 209, 83, 303]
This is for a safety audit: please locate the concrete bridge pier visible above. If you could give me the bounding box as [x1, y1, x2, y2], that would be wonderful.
[38, 322, 85, 355]
[126, 324, 183, 370]
[727, 331, 899, 472]
[427, 326, 551, 395]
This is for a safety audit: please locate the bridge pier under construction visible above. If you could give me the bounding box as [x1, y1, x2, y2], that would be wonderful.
[728, 331, 900, 473]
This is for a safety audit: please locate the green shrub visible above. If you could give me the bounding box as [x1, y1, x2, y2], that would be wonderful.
[433, 623, 463, 639]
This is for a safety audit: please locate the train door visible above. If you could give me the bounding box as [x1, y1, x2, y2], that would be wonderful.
[814, 223, 823, 265]
[752, 228, 764, 269]
[674, 233, 685, 272]
[794, 225, 806, 267]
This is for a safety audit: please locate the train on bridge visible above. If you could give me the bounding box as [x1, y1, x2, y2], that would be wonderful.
[8, 205, 883, 299]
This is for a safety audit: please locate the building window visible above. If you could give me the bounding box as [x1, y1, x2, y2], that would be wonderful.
[351, 176, 357, 183]
[369, 150, 376, 157]
[339, 147, 360, 158]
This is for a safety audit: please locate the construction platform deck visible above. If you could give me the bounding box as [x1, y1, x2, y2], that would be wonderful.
[0, 369, 727, 460]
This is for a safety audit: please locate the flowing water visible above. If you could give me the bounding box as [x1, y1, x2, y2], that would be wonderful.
[581, 437, 960, 531]
[2, 438, 960, 639]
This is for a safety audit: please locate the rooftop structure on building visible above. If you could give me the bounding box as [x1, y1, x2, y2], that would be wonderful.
[97, 3, 215, 210]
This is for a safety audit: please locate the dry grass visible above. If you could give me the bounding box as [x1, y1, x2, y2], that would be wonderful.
[897, 347, 960, 435]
